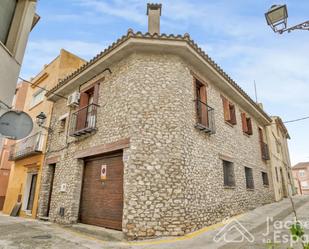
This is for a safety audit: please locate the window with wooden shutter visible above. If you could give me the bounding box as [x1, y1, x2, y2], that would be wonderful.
[241, 112, 253, 135]
[76, 83, 100, 131]
[222, 96, 237, 125]
[245, 167, 254, 189]
[223, 160, 235, 187]
[195, 79, 208, 127]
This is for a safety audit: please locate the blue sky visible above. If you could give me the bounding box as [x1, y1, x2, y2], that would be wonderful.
[21, 0, 309, 165]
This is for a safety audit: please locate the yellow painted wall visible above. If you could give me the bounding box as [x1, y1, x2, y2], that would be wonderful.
[3, 49, 85, 218]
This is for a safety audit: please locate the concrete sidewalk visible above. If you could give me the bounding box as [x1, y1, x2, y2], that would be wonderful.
[0, 195, 308, 249]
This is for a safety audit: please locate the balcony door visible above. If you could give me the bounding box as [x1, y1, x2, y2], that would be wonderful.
[76, 84, 99, 131]
[195, 79, 208, 127]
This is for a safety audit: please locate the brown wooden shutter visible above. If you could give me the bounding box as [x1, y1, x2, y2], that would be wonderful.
[258, 128, 263, 142]
[247, 118, 253, 135]
[230, 104, 237, 125]
[222, 97, 230, 121]
[76, 92, 89, 130]
[241, 112, 248, 133]
[200, 85, 208, 127]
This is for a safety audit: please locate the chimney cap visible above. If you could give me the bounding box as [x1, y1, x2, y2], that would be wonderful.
[147, 3, 162, 15]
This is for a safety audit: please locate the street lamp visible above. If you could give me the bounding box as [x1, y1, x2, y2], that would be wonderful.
[265, 4, 309, 34]
[36, 112, 52, 132]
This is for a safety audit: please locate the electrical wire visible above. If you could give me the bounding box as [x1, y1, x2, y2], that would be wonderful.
[18, 77, 68, 100]
[284, 116, 309, 124]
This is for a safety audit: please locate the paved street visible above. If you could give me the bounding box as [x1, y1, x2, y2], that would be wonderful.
[0, 196, 308, 249]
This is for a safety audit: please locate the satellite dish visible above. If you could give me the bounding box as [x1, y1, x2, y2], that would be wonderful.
[0, 110, 33, 140]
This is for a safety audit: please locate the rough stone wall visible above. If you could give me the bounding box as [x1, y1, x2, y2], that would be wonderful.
[178, 65, 275, 233]
[39, 52, 274, 238]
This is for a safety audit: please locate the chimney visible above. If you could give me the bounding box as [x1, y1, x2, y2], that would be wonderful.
[146, 3, 162, 34]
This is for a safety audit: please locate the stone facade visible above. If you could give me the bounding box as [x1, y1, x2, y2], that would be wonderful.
[39, 50, 275, 239]
[266, 117, 294, 201]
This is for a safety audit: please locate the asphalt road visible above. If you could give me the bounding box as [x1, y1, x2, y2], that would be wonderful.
[0, 195, 308, 249]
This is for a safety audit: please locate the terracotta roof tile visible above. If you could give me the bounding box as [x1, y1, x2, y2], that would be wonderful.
[46, 30, 271, 121]
[293, 162, 309, 170]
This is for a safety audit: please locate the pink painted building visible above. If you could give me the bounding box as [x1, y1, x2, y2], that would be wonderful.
[292, 162, 309, 195]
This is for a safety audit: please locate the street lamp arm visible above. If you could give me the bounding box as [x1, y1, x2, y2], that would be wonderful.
[280, 20, 309, 34]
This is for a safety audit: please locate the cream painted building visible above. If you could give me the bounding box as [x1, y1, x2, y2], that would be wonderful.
[266, 116, 294, 201]
[3, 50, 85, 218]
[0, 0, 39, 115]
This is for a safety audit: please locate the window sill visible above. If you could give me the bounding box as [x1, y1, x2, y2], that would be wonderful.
[243, 132, 252, 137]
[224, 186, 236, 189]
[0, 41, 13, 57]
[28, 100, 44, 111]
[263, 184, 269, 188]
[246, 188, 255, 191]
[224, 121, 236, 128]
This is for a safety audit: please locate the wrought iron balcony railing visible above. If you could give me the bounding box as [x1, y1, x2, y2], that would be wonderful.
[9, 132, 45, 161]
[195, 99, 216, 134]
[69, 103, 99, 137]
[261, 141, 270, 160]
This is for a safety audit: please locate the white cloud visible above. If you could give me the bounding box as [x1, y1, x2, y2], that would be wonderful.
[21, 39, 109, 79]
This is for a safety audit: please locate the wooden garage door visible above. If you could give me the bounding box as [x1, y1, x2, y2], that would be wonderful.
[80, 152, 124, 230]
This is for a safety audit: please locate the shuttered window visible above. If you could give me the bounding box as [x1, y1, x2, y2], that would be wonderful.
[222, 96, 236, 125]
[241, 112, 253, 135]
[262, 172, 269, 186]
[76, 83, 99, 130]
[223, 160, 235, 187]
[195, 79, 208, 127]
[0, 0, 17, 44]
[245, 167, 254, 189]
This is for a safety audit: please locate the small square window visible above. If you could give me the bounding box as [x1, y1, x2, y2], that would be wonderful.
[223, 160, 235, 187]
[245, 167, 254, 189]
[58, 113, 68, 133]
[262, 172, 269, 186]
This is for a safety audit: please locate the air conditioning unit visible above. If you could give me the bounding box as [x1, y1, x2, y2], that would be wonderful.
[67, 91, 80, 107]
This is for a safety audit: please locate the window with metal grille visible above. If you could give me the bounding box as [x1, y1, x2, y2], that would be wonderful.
[262, 172, 269, 186]
[223, 160, 235, 187]
[245, 167, 254, 189]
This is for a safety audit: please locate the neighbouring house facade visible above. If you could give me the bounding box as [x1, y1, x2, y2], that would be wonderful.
[0, 82, 29, 210]
[38, 4, 276, 238]
[3, 50, 85, 218]
[292, 162, 309, 195]
[266, 116, 295, 201]
[0, 0, 39, 116]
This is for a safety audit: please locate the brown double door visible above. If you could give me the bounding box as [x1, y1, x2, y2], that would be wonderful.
[80, 152, 124, 230]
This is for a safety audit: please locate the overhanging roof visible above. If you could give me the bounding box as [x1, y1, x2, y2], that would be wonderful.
[46, 30, 272, 124]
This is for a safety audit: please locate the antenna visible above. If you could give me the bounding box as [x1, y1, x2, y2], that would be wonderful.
[254, 80, 258, 103]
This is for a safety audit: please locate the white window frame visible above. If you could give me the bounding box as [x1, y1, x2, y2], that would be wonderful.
[30, 88, 45, 108]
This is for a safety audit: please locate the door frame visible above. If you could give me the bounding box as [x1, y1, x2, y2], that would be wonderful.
[22, 172, 38, 213]
[78, 150, 124, 229]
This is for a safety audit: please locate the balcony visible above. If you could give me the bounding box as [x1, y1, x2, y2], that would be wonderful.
[9, 132, 45, 161]
[261, 142, 270, 160]
[195, 99, 215, 134]
[69, 103, 99, 136]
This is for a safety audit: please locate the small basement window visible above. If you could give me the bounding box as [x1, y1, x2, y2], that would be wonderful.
[223, 160, 235, 187]
[262, 172, 269, 186]
[245, 167, 254, 189]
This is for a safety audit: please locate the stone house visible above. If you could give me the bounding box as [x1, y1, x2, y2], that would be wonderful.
[266, 116, 295, 201]
[3, 50, 85, 218]
[292, 162, 309, 195]
[39, 4, 276, 238]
